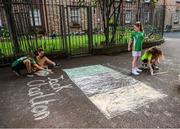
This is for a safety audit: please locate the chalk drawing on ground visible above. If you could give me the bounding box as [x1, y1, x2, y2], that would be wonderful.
[27, 76, 73, 121]
[63, 65, 167, 119]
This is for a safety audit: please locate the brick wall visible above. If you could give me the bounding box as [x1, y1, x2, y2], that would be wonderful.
[157, 0, 180, 31]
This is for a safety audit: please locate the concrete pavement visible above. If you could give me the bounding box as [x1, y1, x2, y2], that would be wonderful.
[0, 32, 179, 128]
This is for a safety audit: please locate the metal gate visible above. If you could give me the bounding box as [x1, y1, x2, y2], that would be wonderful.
[0, 0, 165, 66]
[62, 5, 93, 56]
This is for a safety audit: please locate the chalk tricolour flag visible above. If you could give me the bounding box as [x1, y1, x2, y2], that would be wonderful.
[63, 65, 167, 119]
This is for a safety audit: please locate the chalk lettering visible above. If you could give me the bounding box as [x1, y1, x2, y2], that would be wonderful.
[31, 99, 57, 107]
[55, 84, 73, 93]
[29, 91, 44, 97]
[29, 93, 55, 104]
[28, 87, 41, 96]
[34, 111, 50, 121]
[27, 75, 73, 121]
[51, 83, 61, 90]
[27, 80, 48, 88]
[48, 75, 64, 85]
[31, 105, 48, 114]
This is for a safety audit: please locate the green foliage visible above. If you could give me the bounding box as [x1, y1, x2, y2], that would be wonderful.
[0, 27, 10, 38]
[151, 0, 159, 7]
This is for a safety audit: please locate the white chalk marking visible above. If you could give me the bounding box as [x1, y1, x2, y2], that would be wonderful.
[27, 80, 48, 87]
[27, 76, 73, 121]
[33, 111, 50, 121]
[64, 65, 167, 119]
[31, 105, 48, 114]
[89, 83, 167, 119]
[153, 71, 168, 76]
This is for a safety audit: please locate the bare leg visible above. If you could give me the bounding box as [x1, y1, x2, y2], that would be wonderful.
[132, 56, 140, 75]
[23, 59, 32, 74]
[132, 56, 138, 69]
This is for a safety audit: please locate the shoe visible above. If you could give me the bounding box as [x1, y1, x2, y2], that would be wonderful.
[142, 63, 148, 69]
[27, 74, 34, 78]
[132, 69, 140, 76]
[136, 67, 142, 72]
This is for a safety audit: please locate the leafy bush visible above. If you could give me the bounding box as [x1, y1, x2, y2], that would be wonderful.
[0, 27, 10, 38]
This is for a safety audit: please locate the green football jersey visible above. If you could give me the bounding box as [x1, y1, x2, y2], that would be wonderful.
[131, 31, 145, 51]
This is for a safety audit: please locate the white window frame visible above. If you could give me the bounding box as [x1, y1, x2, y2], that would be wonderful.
[144, 0, 151, 3]
[172, 14, 179, 24]
[70, 8, 81, 25]
[30, 9, 42, 26]
[125, 10, 132, 24]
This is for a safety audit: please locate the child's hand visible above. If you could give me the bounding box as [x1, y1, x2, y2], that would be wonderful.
[128, 47, 131, 51]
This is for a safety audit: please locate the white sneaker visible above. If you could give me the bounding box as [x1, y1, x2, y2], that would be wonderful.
[132, 69, 140, 76]
[27, 74, 34, 78]
[136, 67, 142, 72]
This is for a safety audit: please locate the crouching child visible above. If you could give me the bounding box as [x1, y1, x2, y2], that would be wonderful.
[141, 47, 163, 75]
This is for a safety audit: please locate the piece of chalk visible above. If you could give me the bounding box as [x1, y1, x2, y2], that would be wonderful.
[153, 71, 168, 75]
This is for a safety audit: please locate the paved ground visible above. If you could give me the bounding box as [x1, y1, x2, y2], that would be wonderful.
[0, 32, 180, 128]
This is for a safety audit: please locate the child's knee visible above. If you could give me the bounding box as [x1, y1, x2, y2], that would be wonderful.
[23, 59, 31, 64]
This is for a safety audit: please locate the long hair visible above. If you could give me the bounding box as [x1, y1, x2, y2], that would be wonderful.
[34, 48, 44, 56]
[134, 22, 144, 32]
[147, 47, 163, 60]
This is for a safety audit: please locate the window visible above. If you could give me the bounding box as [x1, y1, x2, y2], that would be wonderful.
[172, 14, 179, 24]
[70, 8, 81, 26]
[30, 9, 42, 26]
[125, 10, 132, 23]
[144, 11, 150, 23]
[144, 0, 150, 3]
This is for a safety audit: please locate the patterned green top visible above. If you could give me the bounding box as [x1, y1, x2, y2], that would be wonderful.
[131, 31, 145, 51]
[11, 56, 36, 68]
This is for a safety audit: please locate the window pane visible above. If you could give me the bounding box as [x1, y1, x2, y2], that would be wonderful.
[30, 9, 42, 26]
[70, 8, 80, 24]
[125, 11, 132, 23]
[144, 11, 150, 23]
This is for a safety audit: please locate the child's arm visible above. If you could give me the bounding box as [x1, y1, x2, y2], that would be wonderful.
[33, 64, 45, 71]
[157, 58, 160, 64]
[128, 40, 132, 51]
[148, 60, 154, 75]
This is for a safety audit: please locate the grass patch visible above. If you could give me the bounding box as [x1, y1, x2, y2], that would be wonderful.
[0, 33, 162, 57]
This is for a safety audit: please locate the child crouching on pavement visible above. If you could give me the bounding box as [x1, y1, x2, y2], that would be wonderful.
[11, 56, 45, 77]
[141, 46, 163, 75]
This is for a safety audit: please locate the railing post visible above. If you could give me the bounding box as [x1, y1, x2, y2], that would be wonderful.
[87, 6, 93, 54]
[136, 0, 141, 21]
[162, 4, 166, 36]
[2, 0, 20, 55]
[60, 5, 68, 54]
